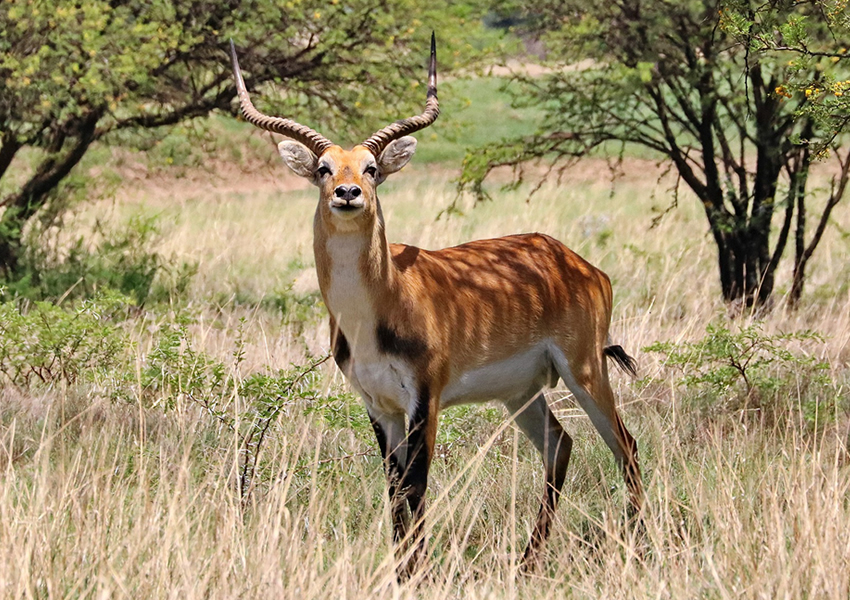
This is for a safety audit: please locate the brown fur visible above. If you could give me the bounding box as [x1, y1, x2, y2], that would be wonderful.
[300, 143, 643, 575]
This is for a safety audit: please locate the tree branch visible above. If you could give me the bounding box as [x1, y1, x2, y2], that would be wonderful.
[802, 147, 850, 264]
[645, 85, 712, 204]
[2, 108, 104, 215]
[0, 134, 21, 184]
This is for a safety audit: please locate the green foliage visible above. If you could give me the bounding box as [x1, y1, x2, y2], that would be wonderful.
[644, 323, 831, 416]
[720, 0, 850, 148]
[261, 289, 325, 327]
[0, 290, 131, 388]
[302, 387, 372, 441]
[140, 313, 227, 412]
[0, 0, 495, 275]
[3, 214, 196, 305]
[139, 313, 366, 498]
[0, 0, 487, 146]
[0, 288, 369, 498]
[471, 0, 850, 307]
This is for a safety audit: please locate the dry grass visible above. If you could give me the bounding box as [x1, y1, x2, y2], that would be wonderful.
[1, 158, 849, 598]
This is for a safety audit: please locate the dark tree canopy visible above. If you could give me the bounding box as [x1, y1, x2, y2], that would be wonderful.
[0, 0, 483, 279]
[465, 0, 850, 308]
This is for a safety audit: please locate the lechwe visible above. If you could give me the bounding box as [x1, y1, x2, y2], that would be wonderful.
[229, 33, 643, 575]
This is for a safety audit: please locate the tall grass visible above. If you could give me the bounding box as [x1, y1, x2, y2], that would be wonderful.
[1, 152, 849, 597]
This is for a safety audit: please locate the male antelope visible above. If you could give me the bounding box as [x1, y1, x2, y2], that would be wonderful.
[230, 35, 643, 572]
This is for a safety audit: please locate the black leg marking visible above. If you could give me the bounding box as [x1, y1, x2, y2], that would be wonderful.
[400, 382, 435, 577]
[369, 414, 409, 541]
[522, 429, 572, 570]
[331, 327, 350, 369]
[405, 383, 431, 520]
[513, 404, 573, 572]
[376, 322, 427, 361]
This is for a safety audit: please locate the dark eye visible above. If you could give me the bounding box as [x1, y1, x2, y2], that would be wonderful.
[364, 165, 377, 177]
[317, 165, 331, 178]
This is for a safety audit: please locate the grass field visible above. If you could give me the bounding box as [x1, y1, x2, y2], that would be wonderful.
[1, 79, 850, 597]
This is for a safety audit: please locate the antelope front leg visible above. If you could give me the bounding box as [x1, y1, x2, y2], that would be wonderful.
[368, 410, 409, 542]
[400, 384, 438, 578]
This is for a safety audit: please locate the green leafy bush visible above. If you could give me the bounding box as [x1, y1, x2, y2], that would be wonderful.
[644, 322, 832, 416]
[0, 289, 365, 499]
[140, 314, 360, 499]
[4, 214, 196, 305]
[0, 290, 132, 388]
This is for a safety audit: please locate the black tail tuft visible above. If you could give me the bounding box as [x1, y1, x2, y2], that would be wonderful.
[604, 345, 637, 378]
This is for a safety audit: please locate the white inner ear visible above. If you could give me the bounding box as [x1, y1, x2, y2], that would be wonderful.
[377, 136, 417, 182]
[278, 141, 319, 183]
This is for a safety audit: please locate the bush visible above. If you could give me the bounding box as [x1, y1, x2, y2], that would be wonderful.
[3, 214, 196, 306]
[139, 314, 365, 500]
[0, 290, 132, 388]
[644, 322, 833, 421]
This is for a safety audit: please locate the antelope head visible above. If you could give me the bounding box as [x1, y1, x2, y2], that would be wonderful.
[229, 35, 439, 231]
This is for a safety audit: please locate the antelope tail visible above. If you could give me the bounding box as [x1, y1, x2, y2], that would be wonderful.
[604, 345, 637, 377]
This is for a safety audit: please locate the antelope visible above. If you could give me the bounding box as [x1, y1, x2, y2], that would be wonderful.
[229, 34, 644, 574]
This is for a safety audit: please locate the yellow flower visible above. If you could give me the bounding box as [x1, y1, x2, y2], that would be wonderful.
[774, 86, 791, 99]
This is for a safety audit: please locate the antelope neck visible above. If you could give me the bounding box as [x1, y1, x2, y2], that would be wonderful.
[314, 206, 398, 338]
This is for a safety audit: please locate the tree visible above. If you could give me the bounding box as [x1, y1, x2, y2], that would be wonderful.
[0, 0, 481, 279]
[463, 0, 850, 309]
[723, 0, 850, 305]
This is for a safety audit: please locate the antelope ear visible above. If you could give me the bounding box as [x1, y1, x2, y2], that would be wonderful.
[376, 136, 417, 182]
[278, 141, 319, 183]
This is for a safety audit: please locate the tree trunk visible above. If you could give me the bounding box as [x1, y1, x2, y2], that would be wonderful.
[0, 232, 22, 277]
[712, 220, 777, 308]
[0, 108, 103, 278]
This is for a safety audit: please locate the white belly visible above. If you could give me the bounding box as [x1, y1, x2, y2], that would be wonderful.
[344, 338, 557, 416]
[441, 341, 557, 407]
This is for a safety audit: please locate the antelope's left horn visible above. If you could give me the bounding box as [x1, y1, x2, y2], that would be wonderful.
[360, 32, 440, 157]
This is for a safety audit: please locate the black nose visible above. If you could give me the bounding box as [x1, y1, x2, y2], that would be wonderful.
[334, 185, 362, 201]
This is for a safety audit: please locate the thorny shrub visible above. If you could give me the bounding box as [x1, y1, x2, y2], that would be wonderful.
[644, 322, 837, 424]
